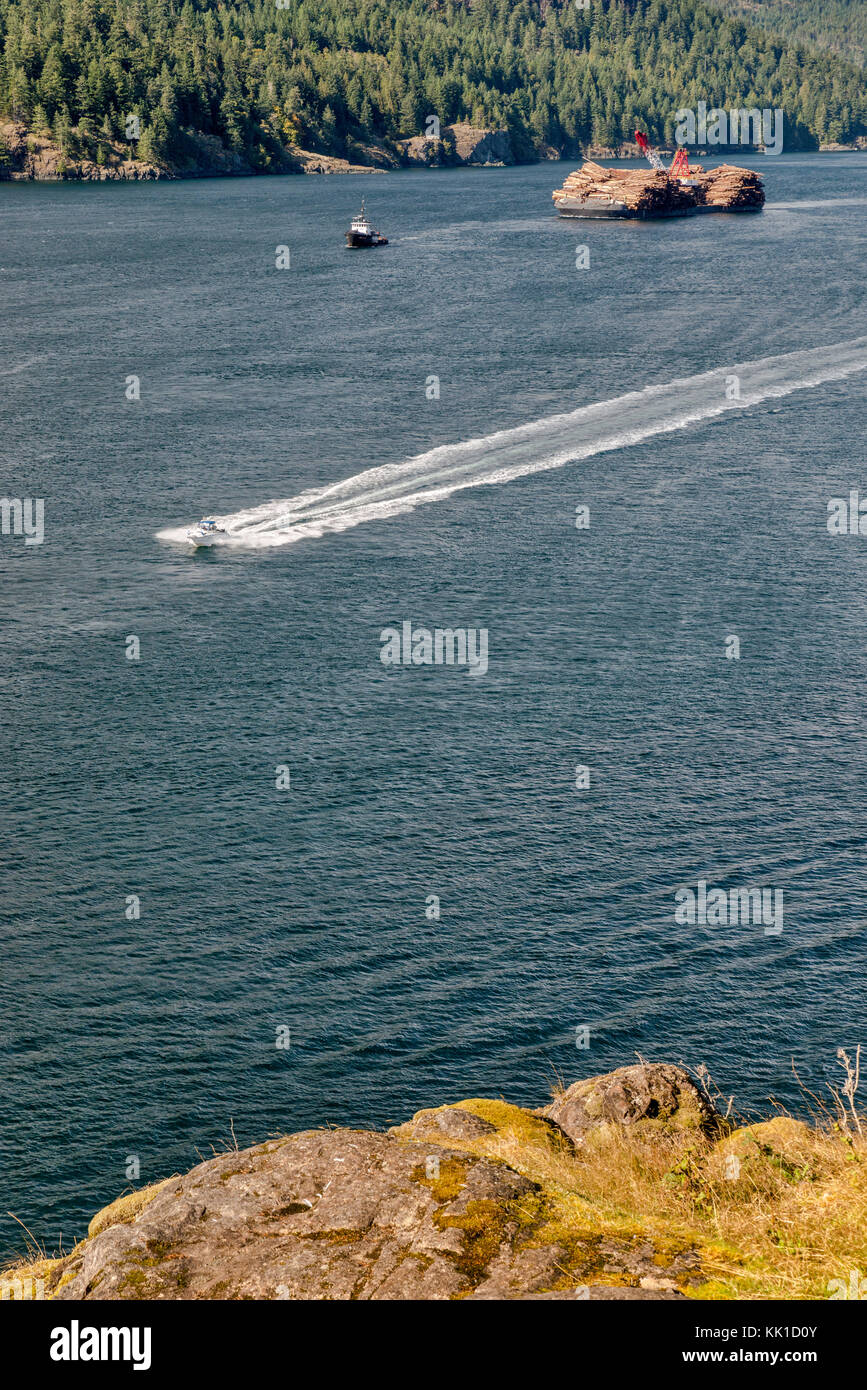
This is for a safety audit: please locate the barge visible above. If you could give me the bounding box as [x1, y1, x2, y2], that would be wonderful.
[553, 161, 765, 220]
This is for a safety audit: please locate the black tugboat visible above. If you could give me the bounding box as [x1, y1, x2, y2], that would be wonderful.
[345, 200, 388, 248]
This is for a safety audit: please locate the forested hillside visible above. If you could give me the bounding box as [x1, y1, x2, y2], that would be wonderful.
[1, 0, 865, 174]
[705, 0, 866, 68]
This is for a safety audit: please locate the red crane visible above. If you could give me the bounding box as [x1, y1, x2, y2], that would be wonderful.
[669, 147, 691, 178]
[634, 130, 665, 170]
[635, 131, 694, 180]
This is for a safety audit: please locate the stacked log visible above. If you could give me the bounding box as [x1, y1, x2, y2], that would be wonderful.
[553, 161, 694, 217]
[553, 159, 764, 217]
[693, 163, 765, 209]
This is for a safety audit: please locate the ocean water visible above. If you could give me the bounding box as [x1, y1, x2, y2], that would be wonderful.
[1, 154, 866, 1258]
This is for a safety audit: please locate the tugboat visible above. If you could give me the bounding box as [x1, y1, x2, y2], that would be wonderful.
[345, 200, 388, 248]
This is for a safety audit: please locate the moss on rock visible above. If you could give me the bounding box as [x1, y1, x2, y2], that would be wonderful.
[87, 1178, 175, 1239]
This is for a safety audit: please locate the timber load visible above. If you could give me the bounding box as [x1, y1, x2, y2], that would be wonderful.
[552, 160, 764, 219]
[695, 163, 765, 210]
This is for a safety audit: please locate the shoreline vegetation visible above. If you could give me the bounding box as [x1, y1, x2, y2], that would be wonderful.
[4, 1061, 865, 1301]
[2, 117, 865, 183]
[1, 0, 866, 184]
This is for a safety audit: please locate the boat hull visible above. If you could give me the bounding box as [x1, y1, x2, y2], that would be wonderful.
[556, 199, 763, 219]
[187, 531, 227, 548]
[555, 196, 695, 219]
[345, 232, 388, 247]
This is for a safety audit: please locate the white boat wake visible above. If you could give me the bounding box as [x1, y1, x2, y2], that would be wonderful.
[157, 338, 867, 550]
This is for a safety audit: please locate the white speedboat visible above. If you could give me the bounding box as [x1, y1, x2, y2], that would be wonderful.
[187, 517, 228, 547]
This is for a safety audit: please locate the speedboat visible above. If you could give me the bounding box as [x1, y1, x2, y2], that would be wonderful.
[187, 517, 228, 547]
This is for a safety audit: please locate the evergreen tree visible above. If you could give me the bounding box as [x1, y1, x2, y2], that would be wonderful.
[0, 0, 863, 172]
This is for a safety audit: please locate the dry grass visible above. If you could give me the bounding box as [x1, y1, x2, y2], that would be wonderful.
[428, 1091, 867, 1300]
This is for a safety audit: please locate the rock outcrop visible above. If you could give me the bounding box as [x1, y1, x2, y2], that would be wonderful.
[288, 149, 386, 176]
[40, 1100, 705, 1300]
[541, 1062, 722, 1144]
[0, 121, 165, 181]
[55, 1132, 544, 1301]
[4, 1063, 864, 1301]
[398, 122, 516, 168]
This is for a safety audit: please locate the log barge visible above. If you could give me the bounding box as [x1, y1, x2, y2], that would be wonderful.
[553, 161, 765, 220]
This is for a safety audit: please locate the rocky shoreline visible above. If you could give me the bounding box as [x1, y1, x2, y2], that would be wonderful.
[4, 1062, 864, 1301]
[0, 118, 542, 182]
[4, 119, 863, 183]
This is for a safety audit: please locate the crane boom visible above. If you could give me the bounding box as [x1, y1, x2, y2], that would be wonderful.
[635, 130, 695, 181]
[634, 130, 665, 171]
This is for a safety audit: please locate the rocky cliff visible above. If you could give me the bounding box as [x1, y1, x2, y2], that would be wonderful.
[0, 117, 560, 181]
[0, 119, 400, 181]
[398, 123, 521, 168]
[4, 1063, 865, 1301]
[0, 120, 165, 181]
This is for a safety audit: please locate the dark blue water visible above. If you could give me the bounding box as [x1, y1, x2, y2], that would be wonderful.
[2, 155, 866, 1258]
